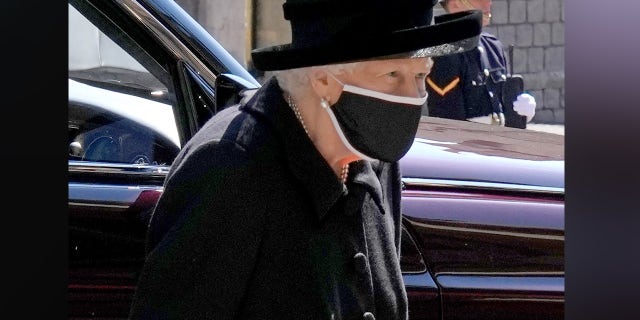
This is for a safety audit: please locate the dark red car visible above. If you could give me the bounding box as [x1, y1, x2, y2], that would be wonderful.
[68, 0, 564, 319]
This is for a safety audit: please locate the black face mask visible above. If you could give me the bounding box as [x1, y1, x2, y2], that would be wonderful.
[324, 80, 427, 162]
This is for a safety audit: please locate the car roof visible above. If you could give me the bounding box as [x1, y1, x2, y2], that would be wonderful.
[400, 116, 564, 190]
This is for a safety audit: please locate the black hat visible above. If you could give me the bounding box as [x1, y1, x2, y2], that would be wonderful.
[251, 0, 482, 71]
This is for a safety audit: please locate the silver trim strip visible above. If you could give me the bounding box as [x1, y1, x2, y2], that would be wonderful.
[402, 177, 564, 195]
[68, 202, 130, 209]
[69, 182, 164, 204]
[68, 161, 170, 177]
[114, 0, 217, 86]
[402, 273, 439, 288]
[416, 222, 564, 241]
[436, 275, 564, 293]
[439, 271, 564, 276]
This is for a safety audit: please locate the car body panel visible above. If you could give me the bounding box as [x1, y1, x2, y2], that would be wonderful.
[398, 117, 564, 320]
[401, 191, 563, 319]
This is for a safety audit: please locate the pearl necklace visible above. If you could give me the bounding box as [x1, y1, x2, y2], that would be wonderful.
[286, 94, 349, 184]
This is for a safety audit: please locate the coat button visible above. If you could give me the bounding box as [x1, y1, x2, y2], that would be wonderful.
[363, 312, 375, 320]
[483, 68, 490, 76]
[353, 252, 367, 272]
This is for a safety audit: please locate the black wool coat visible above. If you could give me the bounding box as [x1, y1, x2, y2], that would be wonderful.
[128, 77, 408, 320]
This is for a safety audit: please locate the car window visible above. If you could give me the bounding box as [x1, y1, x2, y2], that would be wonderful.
[68, 3, 180, 166]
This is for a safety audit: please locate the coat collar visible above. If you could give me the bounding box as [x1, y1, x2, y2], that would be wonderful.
[348, 159, 386, 215]
[240, 77, 387, 221]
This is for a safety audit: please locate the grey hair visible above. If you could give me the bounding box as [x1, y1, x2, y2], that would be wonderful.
[266, 68, 310, 97]
[267, 62, 360, 98]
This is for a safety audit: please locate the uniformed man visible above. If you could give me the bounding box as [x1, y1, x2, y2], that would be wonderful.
[426, 0, 536, 128]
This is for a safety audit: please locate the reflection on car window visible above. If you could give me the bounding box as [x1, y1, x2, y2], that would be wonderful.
[68, 4, 179, 166]
[69, 79, 180, 165]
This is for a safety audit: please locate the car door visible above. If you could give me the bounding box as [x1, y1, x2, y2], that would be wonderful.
[400, 180, 564, 320]
[68, 0, 258, 318]
[397, 118, 565, 320]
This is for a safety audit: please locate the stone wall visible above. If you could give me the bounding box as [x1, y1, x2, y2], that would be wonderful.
[175, 0, 252, 67]
[178, 0, 565, 124]
[484, 0, 565, 124]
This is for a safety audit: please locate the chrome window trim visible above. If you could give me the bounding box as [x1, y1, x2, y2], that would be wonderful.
[410, 221, 565, 241]
[69, 182, 164, 206]
[115, 0, 217, 87]
[436, 274, 565, 293]
[68, 161, 170, 178]
[402, 177, 564, 195]
[402, 273, 439, 288]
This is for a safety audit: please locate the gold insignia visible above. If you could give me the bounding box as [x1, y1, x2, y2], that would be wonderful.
[427, 77, 460, 96]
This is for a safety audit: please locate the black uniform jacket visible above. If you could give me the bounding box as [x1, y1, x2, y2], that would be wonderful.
[426, 31, 508, 120]
[128, 77, 408, 320]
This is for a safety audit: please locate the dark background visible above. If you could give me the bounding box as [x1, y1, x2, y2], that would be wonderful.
[1, 1, 69, 319]
[564, 0, 640, 318]
[2, 0, 639, 318]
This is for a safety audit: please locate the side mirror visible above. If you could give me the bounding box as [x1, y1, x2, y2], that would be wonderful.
[215, 73, 260, 111]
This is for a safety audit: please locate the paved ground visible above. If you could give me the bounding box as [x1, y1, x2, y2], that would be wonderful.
[527, 123, 565, 135]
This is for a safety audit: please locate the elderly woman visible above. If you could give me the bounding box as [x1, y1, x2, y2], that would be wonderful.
[129, 0, 481, 319]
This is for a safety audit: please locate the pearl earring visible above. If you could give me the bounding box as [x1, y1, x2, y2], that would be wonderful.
[320, 98, 330, 109]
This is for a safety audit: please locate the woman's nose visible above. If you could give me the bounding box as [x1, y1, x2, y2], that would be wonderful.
[400, 78, 426, 98]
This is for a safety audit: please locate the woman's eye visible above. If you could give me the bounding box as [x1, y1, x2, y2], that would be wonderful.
[415, 72, 427, 79]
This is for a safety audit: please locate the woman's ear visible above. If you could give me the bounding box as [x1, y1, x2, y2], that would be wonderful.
[308, 67, 342, 103]
[307, 67, 331, 98]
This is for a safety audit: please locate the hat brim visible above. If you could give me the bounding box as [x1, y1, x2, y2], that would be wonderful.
[252, 10, 483, 71]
